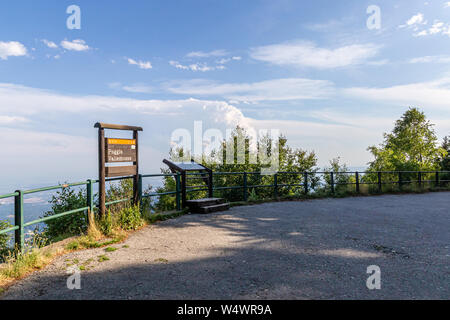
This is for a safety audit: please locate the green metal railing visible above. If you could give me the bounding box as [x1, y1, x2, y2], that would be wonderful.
[1, 170, 449, 252]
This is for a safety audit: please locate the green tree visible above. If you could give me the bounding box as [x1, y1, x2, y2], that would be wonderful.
[155, 125, 318, 208]
[440, 136, 450, 171]
[42, 187, 88, 241]
[367, 107, 446, 172]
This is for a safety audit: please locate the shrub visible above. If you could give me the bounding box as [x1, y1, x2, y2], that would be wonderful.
[42, 186, 88, 241]
[117, 205, 143, 230]
[96, 212, 113, 236]
[0, 220, 13, 261]
[247, 189, 260, 202]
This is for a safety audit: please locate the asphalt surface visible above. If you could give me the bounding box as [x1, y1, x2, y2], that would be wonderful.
[2, 192, 449, 300]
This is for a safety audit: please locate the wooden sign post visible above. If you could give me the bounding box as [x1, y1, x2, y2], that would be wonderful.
[94, 123, 143, 217]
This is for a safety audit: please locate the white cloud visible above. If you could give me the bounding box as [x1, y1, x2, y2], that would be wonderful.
[186, 50, 228, 58]
[0, 82, 388, 179]
[410, 20, 450, 37]
[0, 82, 254, 183]
[41, 39, 58, 49]
[404, 13, 427, 27]
[343, 77, 450, 110]
[109, 81, 154, 93]
[127, 58, 152, 70]
[5, 81, 448, 180]
[0, 115, 29, 124]
[217, 56, 242, 64]
[0, 83, 249, 128]
[169, 60, 222, 72]
[122, 85, 154, 93]
[0, 41, 27, 60]
[409, 55, 450, 63]
[166, 78, 334, 102]
[60, 39, 90, 51]
[250, 41, 380, 69]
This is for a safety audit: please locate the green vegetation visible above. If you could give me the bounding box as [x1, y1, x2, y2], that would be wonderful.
[155, 108, 449, 202]
[105, 247, 117, 252]
[367, 107, 446, 172]
[117, 206, 144, 230]
[97, 255, 110, 262]
[0, 221, 12, 262]
[156, 126, 319, 209]
[440, 136, 450, 170]
[42, 187, 88, 241]
[0, 246, 55, 284]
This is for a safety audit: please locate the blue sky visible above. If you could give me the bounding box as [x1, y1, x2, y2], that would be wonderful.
[1, 0, 450, 192]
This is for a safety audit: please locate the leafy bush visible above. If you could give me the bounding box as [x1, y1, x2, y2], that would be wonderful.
[247, 189, 260, 202]
[0, 220, 13, 261]
[96, 212, 113, 236]
[116, 205, 143, 230]
[42, 186, 88, 241]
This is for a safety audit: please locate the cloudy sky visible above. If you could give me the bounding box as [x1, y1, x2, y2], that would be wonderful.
[1, 0, 450, 191]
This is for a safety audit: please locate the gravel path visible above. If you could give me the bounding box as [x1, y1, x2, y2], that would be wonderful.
[2, 192, 449, 300]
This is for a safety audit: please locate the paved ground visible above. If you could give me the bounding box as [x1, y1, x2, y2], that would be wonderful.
[2, 192, 449, 300]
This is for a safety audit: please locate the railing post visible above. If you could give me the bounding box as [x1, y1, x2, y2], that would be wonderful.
[208, 170, 213, 198]
[330, 172, 335, 194]
[87, 179, 94, 220]
[181, 171, 187, 209]
[273, 173, 278, 199]
[243, 172, 248, 202]
[398, 172, 402, 191]
[355, 171, 360, 193]
[303, 172, 308, 195]
[435, 171, 440, 189]
[175, 173, 181, 211]
[378, 171, 382, 193]
[418, 171, 422, 190]
[138, 174, 143, 207]
[14, 190, 24, 252]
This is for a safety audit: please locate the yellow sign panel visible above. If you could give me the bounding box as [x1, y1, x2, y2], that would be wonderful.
[106, 138, 136, 145]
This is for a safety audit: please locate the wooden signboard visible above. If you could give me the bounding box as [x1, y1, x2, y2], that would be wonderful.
[105, 138, 137, 163]
[94, 123, 143, 217]
[105, 165, 137, 177]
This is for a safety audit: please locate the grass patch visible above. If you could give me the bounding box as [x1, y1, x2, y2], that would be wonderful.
[98, 255, 110, 262]
[65, 229, 126, 251]
[122, 245, 130, 248]
[154, 258, 169, 263]
[0, 208, 187, 292]
[0, 247, 55, 284]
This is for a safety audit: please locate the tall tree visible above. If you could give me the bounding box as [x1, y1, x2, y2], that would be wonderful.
[440, 136, 450, 171]
[155, 125, 318, 209]
[367, 107, 446, 171]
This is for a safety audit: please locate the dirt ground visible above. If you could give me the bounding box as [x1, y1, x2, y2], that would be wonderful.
[2, 192, 449, 300]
